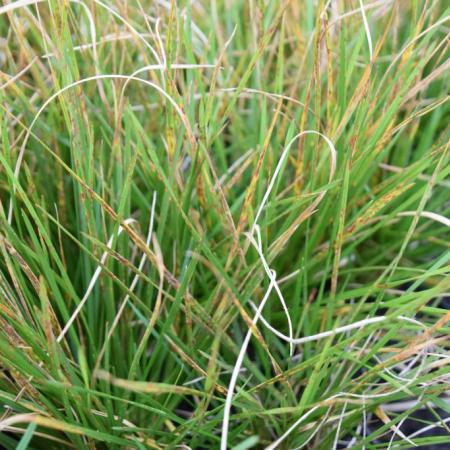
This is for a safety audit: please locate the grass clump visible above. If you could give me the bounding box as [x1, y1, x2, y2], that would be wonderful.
[0, 0, 449, 448]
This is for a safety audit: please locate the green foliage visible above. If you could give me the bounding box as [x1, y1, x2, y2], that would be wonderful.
[0, 1, 449, 448]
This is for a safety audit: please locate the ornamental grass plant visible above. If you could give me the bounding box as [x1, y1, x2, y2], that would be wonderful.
[0, 1, 449, 449]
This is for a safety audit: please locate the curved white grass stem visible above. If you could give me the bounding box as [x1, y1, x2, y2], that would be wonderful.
[398, 211, 450, 228]
[358, 0, 373, 61]
[246, 226, 294, 356]
[253, 310, 425, 345]
[251, 130, 337, 235]
[245, 130, 337, 363]
[220, 276, 276, 450]
[119, 63, 216, 107]
[7, 74, 195, 223]
[220, 131, 337, 448]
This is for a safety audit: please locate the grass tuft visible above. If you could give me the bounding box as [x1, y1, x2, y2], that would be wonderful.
[0, 1, 449, 449]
